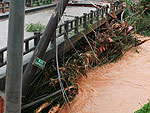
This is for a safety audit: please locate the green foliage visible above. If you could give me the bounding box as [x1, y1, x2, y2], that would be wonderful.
[135, 101, 150, 113]
[137, 16, 150, 36]
[123, 0, 150, 36]
[122, 0, 132, 6]
[26, 22, 45, 32]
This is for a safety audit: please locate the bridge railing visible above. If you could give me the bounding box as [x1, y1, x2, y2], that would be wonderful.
[0, 2, 9, 13]
[0, 33, 41, 68]
[0, 0, 123, 69]
[26, 0, 53, 7]
[0, 0, 54, 13]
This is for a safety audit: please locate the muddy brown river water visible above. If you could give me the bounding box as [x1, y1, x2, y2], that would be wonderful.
[59, 35, 150, 113]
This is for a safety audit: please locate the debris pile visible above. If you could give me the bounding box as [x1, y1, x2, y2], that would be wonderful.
[22, 4, 149, 113]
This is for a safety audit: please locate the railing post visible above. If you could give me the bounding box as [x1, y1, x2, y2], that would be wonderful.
[37, 0, 40, 6]
[74, 16, 79, 34]
[30, 0, 33, 7]
[59, 25, 62, 35]
[34, 31, 41, 47]
[90, 10, 93, 24]
[25, 41, 29, 51]
[2, 2, 5, 13]
[96, 8, 99, 22]
[64, 20, 69, 39]
[0, 52, 4, 66]
[105, 5, 109, 18]
[110, 3, 114, 13]
[114, 2, 118, 11]
[101, 7, 104, 18]
[70, 21, 73, 29]
[116, 1, 119, 11]
[110, 3, 112, 13]
[83, 13, 87, 28]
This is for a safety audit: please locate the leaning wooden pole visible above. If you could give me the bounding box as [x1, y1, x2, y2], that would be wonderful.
[22, 0, 69, 96]
[5, 0, 25, 112]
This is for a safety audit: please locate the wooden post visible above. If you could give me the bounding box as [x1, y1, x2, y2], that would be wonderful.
[5, 0, 25, 112]
[22, 0, 69, 96]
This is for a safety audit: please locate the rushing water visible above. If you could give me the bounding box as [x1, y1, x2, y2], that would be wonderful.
[59, 35, 150, 113]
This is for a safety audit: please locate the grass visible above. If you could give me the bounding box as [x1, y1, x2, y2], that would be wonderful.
[135, 101, 150, 113]
[26, 22, 45, 32]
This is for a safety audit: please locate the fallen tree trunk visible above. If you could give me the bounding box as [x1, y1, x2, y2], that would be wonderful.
[22, 0, 69, 96]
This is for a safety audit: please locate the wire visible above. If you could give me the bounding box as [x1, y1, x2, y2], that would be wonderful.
[55, 44, 72, 112]
[56, 0, 75, 113]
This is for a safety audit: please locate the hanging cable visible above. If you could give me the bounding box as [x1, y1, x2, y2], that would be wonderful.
[56, 0, 76, 113]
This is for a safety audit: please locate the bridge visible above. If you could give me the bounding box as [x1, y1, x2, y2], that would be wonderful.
[0, 0, 123, 112]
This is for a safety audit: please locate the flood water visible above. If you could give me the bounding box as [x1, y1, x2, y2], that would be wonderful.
[59, 35, 150, 113]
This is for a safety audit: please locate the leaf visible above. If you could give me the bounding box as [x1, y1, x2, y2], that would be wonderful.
[133, 47, 139, 54]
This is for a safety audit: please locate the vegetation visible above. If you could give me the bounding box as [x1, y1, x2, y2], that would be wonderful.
[26, 22, 45, 32]
[135, 101, 150, 113]
[123, 0, 150, 36]
[137, 16, 150, 36]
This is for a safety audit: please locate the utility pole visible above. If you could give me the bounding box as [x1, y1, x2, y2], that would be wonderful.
[5, 0, 25, 112]
[22, 0, 69, 96]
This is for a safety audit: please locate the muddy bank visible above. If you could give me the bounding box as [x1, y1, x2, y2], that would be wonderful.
[59, 35, 150, 113]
